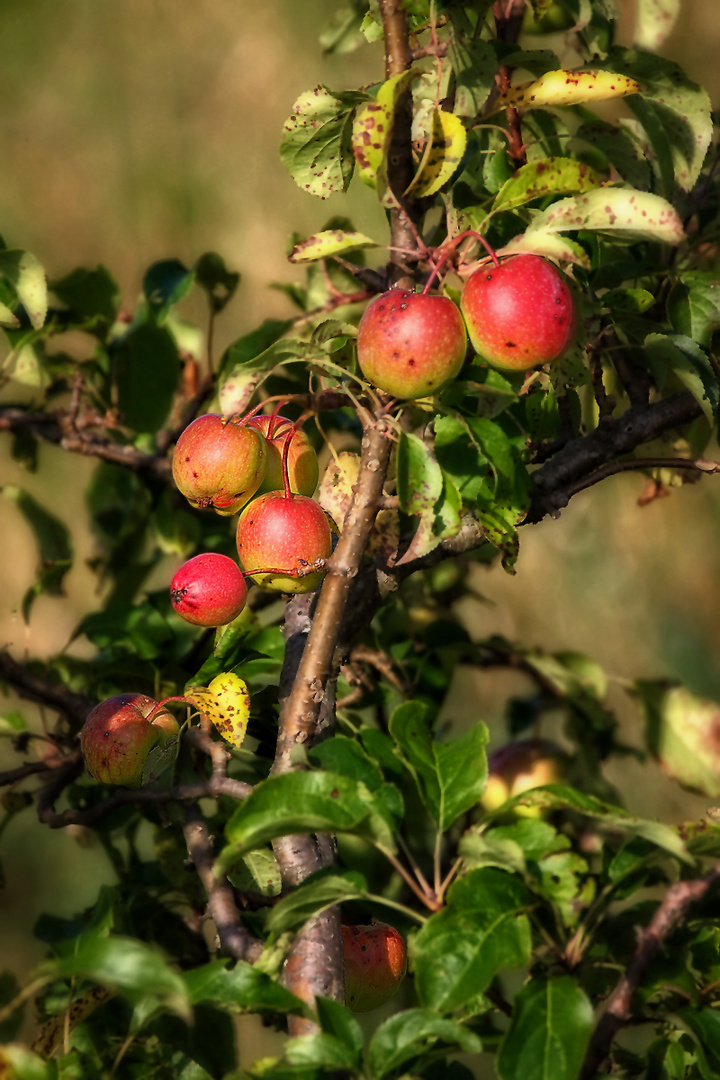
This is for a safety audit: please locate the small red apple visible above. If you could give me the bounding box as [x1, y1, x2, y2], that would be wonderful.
[342, 921, 407, 1012]
[247, 414, 319, 497]
[172, 414, 268, 515]
[81, 693, 179, 788]
[461, 254, 576, 371]
[481, 738, 568, 815]
[236, 492, 332, 593]
[356, 289, 467, 399]
[170, 552, 248, 627]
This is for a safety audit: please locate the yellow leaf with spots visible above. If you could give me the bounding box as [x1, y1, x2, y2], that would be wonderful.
[188, 672, 250, 751]
[352, 71, 413, 187]
[496, 69, 640, 110]
[288, 229, 379, 263]
[406, 109, 467, 198]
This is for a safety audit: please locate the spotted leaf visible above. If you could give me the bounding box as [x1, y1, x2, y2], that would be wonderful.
[496, 69, 640, 110]
[188, 672, 250, 751]
[407, 109, 467, 198]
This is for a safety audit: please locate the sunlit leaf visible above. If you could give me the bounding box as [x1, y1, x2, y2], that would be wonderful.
[408, 109, 467, 198]
[526, 188, 685, 245]
[351, 72, 413, 189]
[0, 249, 47, 329]
[187, 672, 251, 751]
[496, 69, 639, 110]
[281, 86, 365, 199]
[634, 0, 680, 52]
[492, 157, 604, 213]
[289, 229, 379, 263]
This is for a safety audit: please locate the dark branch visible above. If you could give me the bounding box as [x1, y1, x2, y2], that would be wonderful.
[580, 862, 720, 1079]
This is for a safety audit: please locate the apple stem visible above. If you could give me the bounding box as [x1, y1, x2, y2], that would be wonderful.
[266, 401, 287, 441]
[281, 426, 295, 498]
[242, 559, 326, 580]
[422, 229, 500, 294]
[146, 696, 194, 723]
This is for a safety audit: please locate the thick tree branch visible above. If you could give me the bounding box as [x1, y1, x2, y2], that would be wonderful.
[580, 862, 720, 1079]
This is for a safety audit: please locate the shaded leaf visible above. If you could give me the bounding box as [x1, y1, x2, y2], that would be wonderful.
[113, 322, 180, 432]
[412, 869, 532, 1013]
[194, 252, 240, 314]
[643, 333, 718, 425]
[496, 976, 593, 1080]
[143, 259, 196, 323]
[0, 249, 47, 329]
[185, 960, 306, 1014]
[368, 1009, 483, 1080]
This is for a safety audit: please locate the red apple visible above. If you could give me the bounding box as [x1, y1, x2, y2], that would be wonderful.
[170, 552, 248, 627]
[342, 921, 407, 1012]
[481, 738, 568, 814]
[461, 254, 576, 371]
[356, 289, 467, 399]
[81, 693, 179, 788]
[172, 414, 268, 515]
[247, 414, 319, 497]
[236, 492, 332, 593]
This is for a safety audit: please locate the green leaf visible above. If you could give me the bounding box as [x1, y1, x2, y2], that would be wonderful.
[284, 1032, 361, 1072]
[2, 486, 72, 621]
[184, 959, 306, 1014]
[611, 48, 713, 193]
[678, 1007, 720, 1074]
[113, 322, 180, 432]
[636, 682, 720, 798]
[0, 299, 19, 327]
[309, 735, 384, 791]
[450, 37, 497, 118]
[281, 86, 365, 199]
[368, 1009, 483, 1080]
[0, 249, 47, 329]
[219, 771, 397, 873]
[0, 1045, 57, 1080]
[412, 869, 532, 1013]
[143, 259, 196, 322]
[0, 710, 27, 737]
[643, 333, 718, 425]
[496, 976, 594, 1080]
[315, 996, 364, 1057]
[492, 783, 691, 863]
[49, 266, 119, 332]
[389, 702, 488, 829]
[526, 187, 685, 245]
[289, 229, 379, 263]
[41, 935, 189, 1018]
[667, 272, 720, 348]
[602, 287, 655, 313]
[194, 251, 240, 313]
[266, 871, 369, 936]
[492, 157, 604, 214]
[396, 431, 448, 562]
[227, 848, 282, 898]
[573, 117, 652, 191]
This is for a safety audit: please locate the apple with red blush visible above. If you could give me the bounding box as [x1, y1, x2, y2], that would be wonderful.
[172, 414, 268, 515]
[461, 254, 576, 372]
[236, 491, 332, 593]
[357, 288, 467, 399]
[247, 414, 319, 497]
[81, 693, 179, 788]
[342, 921, 407, 1012]
[170, 552, 248, 627]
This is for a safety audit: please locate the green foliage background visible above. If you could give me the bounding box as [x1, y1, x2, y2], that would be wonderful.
[1, 0, 720, 1069]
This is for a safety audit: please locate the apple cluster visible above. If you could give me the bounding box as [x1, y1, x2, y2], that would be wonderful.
[170, 411, 330, 626]
[356, 254, 577, 399]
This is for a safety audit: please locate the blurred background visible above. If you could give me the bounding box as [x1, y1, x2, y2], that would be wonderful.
[0, 0, 719, 1059]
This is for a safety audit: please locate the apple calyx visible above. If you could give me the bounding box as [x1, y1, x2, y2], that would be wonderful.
[342, 920, 407, 1012]
[461, 253, 576, 372]
[357, 288, 467, 399]
[170, 552, 248, 627]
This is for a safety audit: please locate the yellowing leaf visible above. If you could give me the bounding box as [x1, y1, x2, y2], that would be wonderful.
[351, 71, 413, 188]
[188, 672, 250, 751]
[288, 229, 379, 263]
[526, 188, 685, 246]
[406, 109, 467, 198]
[497, 69, 640, 110]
